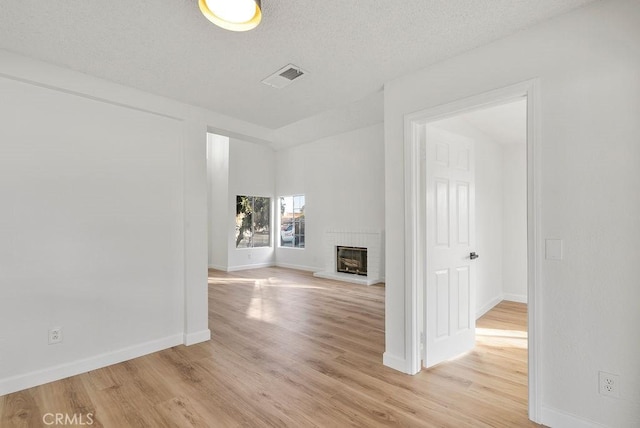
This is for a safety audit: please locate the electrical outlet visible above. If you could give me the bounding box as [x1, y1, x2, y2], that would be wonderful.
[49, 327, 63, 345]
[599, 371, 619, 398]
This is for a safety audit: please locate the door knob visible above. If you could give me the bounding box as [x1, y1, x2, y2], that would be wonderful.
[470, 252, 479, 260]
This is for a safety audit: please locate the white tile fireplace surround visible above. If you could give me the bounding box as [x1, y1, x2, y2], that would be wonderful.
[313, 229, 383, 285]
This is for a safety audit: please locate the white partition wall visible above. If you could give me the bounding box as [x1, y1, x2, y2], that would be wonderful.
[384, 1, 640, 426]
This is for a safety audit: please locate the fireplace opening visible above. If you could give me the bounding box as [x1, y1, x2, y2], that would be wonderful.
[336, 246, 367, 276]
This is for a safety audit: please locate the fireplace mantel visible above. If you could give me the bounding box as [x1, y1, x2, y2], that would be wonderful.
[313, 229, 383, 286]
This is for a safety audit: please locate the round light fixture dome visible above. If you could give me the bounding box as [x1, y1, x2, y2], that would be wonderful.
[199, 0, 262, 32]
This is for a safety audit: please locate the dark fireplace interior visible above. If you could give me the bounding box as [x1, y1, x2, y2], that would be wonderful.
[336, 246, 367, 276]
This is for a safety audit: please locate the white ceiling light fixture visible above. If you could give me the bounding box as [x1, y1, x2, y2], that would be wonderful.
[199, 0, 262, 32]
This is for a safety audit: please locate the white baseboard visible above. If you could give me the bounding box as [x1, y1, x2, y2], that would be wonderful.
[503, 293, 528, 304]
[275, 262, 318, 272]
[0, 334, 183, 396]
[540, 406, 606, 428]
[208, 264, 226, 271]
[476, 293, 528, 320]
[226, 262, 274, 272]
[476, 295, 503, 319]
[184, 329, 211, 346]
[383, 352, 408, 373]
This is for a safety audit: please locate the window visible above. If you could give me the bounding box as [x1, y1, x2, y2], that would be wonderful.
[235, 196, 270, 248]
[279, 195, 305, 248]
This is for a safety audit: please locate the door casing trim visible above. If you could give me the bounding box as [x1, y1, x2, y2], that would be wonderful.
[402, 79, 542, 423]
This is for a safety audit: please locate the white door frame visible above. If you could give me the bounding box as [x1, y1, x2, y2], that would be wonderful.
[403, 79, 542, 423]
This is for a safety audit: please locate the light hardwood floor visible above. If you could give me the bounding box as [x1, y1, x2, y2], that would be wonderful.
[1, 267, 540, 427]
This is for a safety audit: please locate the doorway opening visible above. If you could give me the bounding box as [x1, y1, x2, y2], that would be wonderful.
[421, 97, 528, 368]
[403, 80, 540, 421]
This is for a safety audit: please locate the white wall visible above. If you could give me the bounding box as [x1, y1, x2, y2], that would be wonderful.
[226, 138, 276, 270]
[0, 76, 184, 392]
[465, 125, 505, 315]
[502, 143, 528, 301]
[208, 123, 386, 275]
[0, 49, 273, 395]
[207, 133, 230, 270]
[384, 0, 640, 426]
[274, 123, 385, 273]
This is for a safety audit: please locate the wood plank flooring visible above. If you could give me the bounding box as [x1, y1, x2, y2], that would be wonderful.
[0, 267, 540, 427]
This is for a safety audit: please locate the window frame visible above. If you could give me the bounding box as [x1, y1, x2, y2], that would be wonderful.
[235, 195, 271, 249]
[279, 194, 305, 249]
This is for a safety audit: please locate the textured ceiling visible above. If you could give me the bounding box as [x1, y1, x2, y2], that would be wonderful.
[0, 0, 595, 130]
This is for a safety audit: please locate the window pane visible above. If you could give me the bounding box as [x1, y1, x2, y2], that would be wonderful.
[235, 195, 252, 248]
[280, 196, 294, 247]
[236, 195, 271, 248]
[280, 195, 305, 248]
[294, 196, 304, 248]
[252, 197, 271, 248]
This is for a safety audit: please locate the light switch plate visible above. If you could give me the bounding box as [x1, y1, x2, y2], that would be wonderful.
[545, 239, 563, 260]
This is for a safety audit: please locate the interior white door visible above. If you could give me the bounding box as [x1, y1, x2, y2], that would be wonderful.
[423, 125, 476, 368]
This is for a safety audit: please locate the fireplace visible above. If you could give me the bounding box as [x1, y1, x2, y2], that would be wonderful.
[336, 246, 367, 276]
[313, 230, 382, 285]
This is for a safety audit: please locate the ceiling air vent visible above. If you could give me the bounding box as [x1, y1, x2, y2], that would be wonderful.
[261, 64, 307, 89]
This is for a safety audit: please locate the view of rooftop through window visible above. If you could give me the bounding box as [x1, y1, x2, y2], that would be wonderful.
[279, 195, 305, 248]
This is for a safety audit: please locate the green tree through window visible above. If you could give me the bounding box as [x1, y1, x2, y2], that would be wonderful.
[236, 196, 271, 248]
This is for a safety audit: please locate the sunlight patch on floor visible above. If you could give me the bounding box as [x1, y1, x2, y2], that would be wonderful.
[208, 277, 262, 284]
[245, 294, 277, 323]
[259, 282, 325, 290]
[209, 276, 324, 290]
[476, 327, 528, 349]
[243, 278, 325, 323]
[244, 280, 278, 323]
